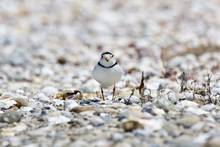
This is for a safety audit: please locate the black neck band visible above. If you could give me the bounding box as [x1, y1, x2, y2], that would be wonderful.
[98, 61, 118, 68]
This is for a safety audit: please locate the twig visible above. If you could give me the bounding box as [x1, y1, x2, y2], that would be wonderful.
[206, 74, 212, 103]
[124, 89, 135, 105]
[180, 71, 187, 93]
[139, 71, 145, 96]
[139, 71, 146, 106]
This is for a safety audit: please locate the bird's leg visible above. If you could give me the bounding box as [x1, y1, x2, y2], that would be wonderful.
[100, 87, 105, 101]
[112, 85, 116, 100]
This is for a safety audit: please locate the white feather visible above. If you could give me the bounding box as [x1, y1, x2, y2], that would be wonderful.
[92, 63, 123, 88]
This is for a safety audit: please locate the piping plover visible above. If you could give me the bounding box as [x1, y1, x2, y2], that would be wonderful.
[92, 51, 123, 100]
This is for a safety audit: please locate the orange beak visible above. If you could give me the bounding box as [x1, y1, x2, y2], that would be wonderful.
[104, 56, 110, 62]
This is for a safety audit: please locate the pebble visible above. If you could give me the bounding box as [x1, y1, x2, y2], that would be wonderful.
[172, 135, 200, 147]
[47, 112, 71, 125]
[0, 99, 17, 109]
[201, 104, 216, 111]
[184, 107, 209, 115]
[52, 99, 64, 110]
[176, 100, 198, 109]
[41, 87, 58, 97]
[204, 134, 220, 147]
[122, 96, 141, 105]
[0, 111, 22, 123]
[70, 106, 95, 113]
[122, 120, 144, 132]
[7, 50, 30, 66]
[65, 100, 79, 111]
[34, 93, 51, 103]
[176, 114, 201, 128]
[40, 67, 54, 77]
[142, 104, 165, 116]
[90, 116, 104, 127]
[79, 99, 100, 105]
[163, 122, 182, 137]
[111, 133, 124, 142]
[70, 140, 89, 147]
[13, 96, 29, 107]
[155, 98, 176, 112]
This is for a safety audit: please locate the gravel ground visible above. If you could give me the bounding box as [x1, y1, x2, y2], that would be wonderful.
[1, 0, 220, 147]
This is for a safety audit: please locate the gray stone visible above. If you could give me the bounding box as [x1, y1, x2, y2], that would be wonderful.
[41, 86, 58, 97]
[0, 111, 22, 123]
[204, 134, 220, 147]
[111, 133, 124, 142]
[90, 116, 104, 127]
[176, 114, 201, 128]
[64, 100, 79, 111]
[69, 140, 89, 147]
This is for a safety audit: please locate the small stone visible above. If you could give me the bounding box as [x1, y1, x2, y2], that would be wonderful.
[90, 116, 104, 127]
[114, 142, 132, 147]
[211, 87, 220, 95]
[214, 111, 220, 120]
[57, 56, 67, 65]
[70, 140, 89, 147]
[142, 104, 165, 116]
[201, 104, 215, 111]
[177, 100, 198, 109]
[181, 91, 194, 101]
[0, 99, 17, 109]
[204, 134, 220, 147]
[55, 90, 82, 100]
[8, 50, 30, 66]
[176, 114, 201, 128]
[53, 99, 64, 110]
[13, 96, 29, 108]
[91, 140, 111, 147]
[70, 106, 95, 113]
[47, 112, 71, 125]
[176, 100, 198, 109]
[0, 111, 22, 123]
[65, 100, 79, 111]
[111, 133, 124, 142]
[122, 95, 141, 105]
[155, 98, 176, 112]
[172, 135, 199, 147]
[40, 67, 54, 77]
[122, 120, 144, 132]
[34, 93, 50, 103]
[163, 122, 182, 137]
[1, 123, 27, 137]
[20, 107, 34, 113]
[79, 99, 100, 105]
[41, 86, 58, 97]
[184, 107, 209, 115]
[143, 118, 163, 131]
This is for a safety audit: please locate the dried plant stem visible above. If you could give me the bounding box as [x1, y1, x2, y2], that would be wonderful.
[139, 71, 145, 97]
[206, 74, 212, 103]
[180, 71, 187, 93]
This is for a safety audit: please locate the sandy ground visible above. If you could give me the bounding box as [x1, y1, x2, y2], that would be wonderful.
[0, 0, 220, 147]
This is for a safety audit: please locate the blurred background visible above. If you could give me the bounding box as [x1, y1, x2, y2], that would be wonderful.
[0, 0, 220, 92]
[1, 1, 220, 146]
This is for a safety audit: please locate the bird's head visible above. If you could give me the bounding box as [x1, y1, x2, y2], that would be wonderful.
[99, 51, 117, 66]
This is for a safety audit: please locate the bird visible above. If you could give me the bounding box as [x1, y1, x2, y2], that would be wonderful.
[92, 51, 123, 100]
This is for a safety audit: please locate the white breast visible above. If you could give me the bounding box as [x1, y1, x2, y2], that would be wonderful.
[92, 64, 123, 88]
